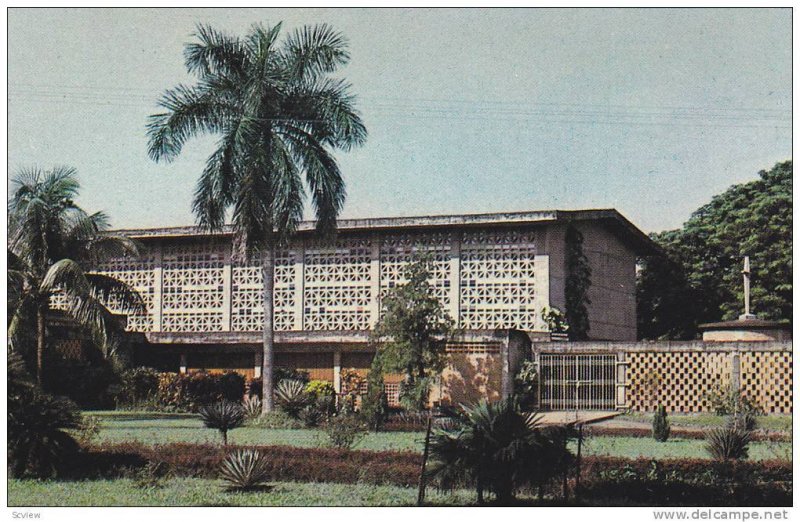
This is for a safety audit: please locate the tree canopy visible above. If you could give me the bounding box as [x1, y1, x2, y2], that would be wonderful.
[637, 161, 792, 340]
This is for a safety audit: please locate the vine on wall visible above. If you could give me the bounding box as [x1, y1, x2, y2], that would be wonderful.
[565, 225, 592, 340]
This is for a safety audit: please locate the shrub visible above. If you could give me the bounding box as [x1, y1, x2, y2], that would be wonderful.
[247, 409, 304, 429]
[157, 371, 246, 412]
[305, 380, 336, 401]
[360, 373, 389, 431]
[242, 395, 262, 421]
[299, 405, 324, 428]
[42, 353, 119, 409]
[245, 370, 310, 400]
[8, 388, 82, 478]
[705, 425, 751, 461]
[275, 379, 309, 418]
[652, 404, 670, 442]
[705, 384, 763, 418]
[514, 360, 538, 410]
[199, 401, 245, 445]
[219, 449, 271, 491]
[116, 366, 160, 408]
[324, 413, 368, 450]
[69, 414, 102, 446]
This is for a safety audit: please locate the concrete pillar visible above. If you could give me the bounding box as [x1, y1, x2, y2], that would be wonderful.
[449, 234, 461, 327]
[731, 352, 741, 393]
[153, 242, 163, 332]
[333, 350, 342, 392]
[179, 353, 187, 374]
[222, 244, 232, 332]
[369, 235, 381, 327]
[294, 240, 305, 331]
[534, 254, 550, 330]
[254, 351, 263, 379]
[616, 352, 627, 410]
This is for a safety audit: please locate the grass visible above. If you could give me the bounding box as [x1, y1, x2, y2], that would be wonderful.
[89, 411, 790, 461]
[8, 477, 476, 507]
[578, 435, 789, 461]
[619, 413, 792, 432]
[90, 411, 421, 451]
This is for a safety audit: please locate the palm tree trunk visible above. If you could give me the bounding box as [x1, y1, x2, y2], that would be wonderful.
[36, 303, 46, 386]
[261, 243, 276, 414]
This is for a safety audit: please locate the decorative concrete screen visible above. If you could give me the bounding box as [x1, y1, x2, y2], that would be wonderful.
[89, 227, 548, 334]
[740, 351, 793, 414]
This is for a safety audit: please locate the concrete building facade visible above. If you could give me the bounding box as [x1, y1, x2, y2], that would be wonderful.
[83, 209, 657, 405]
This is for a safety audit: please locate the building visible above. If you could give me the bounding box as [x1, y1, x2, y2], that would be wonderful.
[87, 209, 657, 405]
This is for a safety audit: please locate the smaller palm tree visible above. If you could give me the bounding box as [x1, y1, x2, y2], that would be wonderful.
[219, 449, 271, 491]
[427, 397, 571, 504]
[199, 400, 245, 445]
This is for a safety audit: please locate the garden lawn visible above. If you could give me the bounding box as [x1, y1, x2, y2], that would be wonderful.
[8, 478, 475, 507]
[619, 413, 792, 432]
[89, 411, 791, 461]
[90, 411, 422, 451]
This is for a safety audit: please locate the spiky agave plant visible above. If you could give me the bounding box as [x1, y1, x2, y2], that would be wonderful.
[242, 395, 262, 422]
[275, 379, 309, 418]
[219, 449, 271, 491]
[705, 425, 751, 461]
[199, 400, 245, 445]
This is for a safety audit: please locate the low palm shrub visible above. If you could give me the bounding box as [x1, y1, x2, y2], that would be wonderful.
[705, 425, 751, 461]
[219, 449, 271, 491]
[199, 400, 245, 445]
[242, 395, 262, 421]
[275, 379, 309, 418]
[299, 405, 324, 427]
[426, 397, 572, 504]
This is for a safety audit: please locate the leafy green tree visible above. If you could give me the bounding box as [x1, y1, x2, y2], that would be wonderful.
[147, 23, 366, 413]
[638, 161, 792, 339]
[8, 167, 144, 384]
[370, 256, 454, 411]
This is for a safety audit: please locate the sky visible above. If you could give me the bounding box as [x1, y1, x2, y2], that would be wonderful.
[7, 7, 792, 234]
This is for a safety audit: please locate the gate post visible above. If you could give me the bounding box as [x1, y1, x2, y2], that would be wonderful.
[616, 351, 627, 410]
[730, 351, 741, 394]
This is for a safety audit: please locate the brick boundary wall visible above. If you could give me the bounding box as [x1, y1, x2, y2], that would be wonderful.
[531, 341, 792, 414]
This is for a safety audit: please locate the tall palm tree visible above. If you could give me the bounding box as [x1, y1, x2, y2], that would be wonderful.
[147, 23, 366, 413]
[8, 166, 144, 385]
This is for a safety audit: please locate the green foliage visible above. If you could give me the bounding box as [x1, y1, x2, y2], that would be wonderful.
[652, 405, 670, 442]
[8, 366, 82, 478]
[360, 365, 390, 431]
[305, 380, 335, 401]
[198, 400, 245, 445]
[7, 166, 144, 379]
[705, 426, 751, 461]
[638, 161, 792, 339]
[117, 366, 161, 407]
[69, 414, 102, 447]
[242, 395, 262, 422]
[427, 397, 573, 504]
[704, 383, 763, 420]
[565, 225, 592, 340]
[371, 256, 454, 410]
[275, 379, 311, 418]
[541, 306, 569, 334]
[218, 449, 271, 491]
[247, 410, 304, 430]
[43, 351, 120, 409]
[513, 360, 538, 410]
[324, 413, 368, 450]
[156, 371, 246, 412]
[299, 405, 324, 427]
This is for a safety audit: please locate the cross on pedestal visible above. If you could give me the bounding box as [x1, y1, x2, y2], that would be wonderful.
[739, 256, 757, 320]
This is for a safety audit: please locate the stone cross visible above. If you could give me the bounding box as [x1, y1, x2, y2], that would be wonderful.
[740, 256, 757, 320]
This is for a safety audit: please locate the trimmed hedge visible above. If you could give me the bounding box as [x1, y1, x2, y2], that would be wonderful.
[78, 442, 421, 486]
[585, 426, 789, 442]
[69, 442, 791, 506]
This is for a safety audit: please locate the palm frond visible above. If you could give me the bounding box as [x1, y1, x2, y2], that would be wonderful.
[185, 24, 248, 78]
[282, 23, 350, 80]
[85, 273, 146, 314]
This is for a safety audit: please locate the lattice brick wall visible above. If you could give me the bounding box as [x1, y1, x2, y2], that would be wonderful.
[626, 351, 732, 413]
[380, 231, 453, 308]
[740, 351, 792, 414]
[161, 244, 226, 332]
[303, 236, 373, 330]
[231, 249, 297, 331]
[459, 229, 539, 330]
[97, 253, 157, 332]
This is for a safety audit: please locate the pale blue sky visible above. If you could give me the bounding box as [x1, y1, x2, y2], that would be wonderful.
[7, 8, 791, 233]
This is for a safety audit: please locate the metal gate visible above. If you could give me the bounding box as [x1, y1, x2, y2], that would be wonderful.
[538, 354, 617, 410]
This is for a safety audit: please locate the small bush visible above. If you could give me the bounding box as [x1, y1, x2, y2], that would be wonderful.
[514, 360, 539, 410]
[157, 371, 246, 412]
[299, 405, 324, 428]
[199, 401, 245, 445]
[42, 353, 119, 409]
[324, 413, 368, 450]
[652, 404, 670, 442]
[305, 380, 336, 401]
[116, 367, 161, 408]
[275, 379, 309, 418]
[69, 414, 102, 446]
[705, 384, 763, 418]
[242, 395, 262, 421]
[133, 461, 168, 490]
[8, 389, 82, 478]
[360, 374, 389, 431]
[705, 426, 751, 461]
[248, 409, 304, 430]
[219, 449, 271, 491]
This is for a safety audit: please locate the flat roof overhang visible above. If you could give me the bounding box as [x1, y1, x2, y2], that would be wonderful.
[112, 208, 662, 257]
